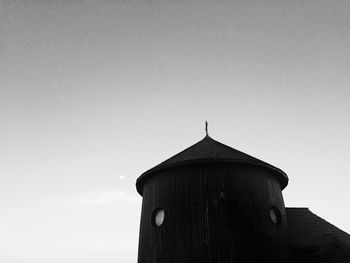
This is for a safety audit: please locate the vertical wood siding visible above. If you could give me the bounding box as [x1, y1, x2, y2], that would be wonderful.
[138, 162, 289, 263]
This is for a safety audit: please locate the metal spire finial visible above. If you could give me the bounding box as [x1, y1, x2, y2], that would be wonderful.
[205, 121, 208, 136]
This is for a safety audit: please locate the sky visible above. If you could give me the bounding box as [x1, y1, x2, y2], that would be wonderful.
[1, 0, 350, 262]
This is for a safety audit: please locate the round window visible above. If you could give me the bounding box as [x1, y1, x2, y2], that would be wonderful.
[152, 208, 165, 227]
[269, 206, 282, 225]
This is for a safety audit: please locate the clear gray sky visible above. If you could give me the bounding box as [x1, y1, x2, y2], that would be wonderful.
[1, 0, 350, 262]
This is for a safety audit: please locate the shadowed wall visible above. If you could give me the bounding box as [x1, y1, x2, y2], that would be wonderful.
[138, 162, 289, 263]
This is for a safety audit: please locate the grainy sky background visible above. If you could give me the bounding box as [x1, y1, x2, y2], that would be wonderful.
[1, 0, 350, 262]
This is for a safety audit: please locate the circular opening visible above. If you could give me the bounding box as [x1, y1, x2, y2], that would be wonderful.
[152, 208, 165, 227]
[269, 206, 282, 225]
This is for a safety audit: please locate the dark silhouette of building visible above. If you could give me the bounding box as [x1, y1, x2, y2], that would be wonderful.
[136, 131, 350, 263]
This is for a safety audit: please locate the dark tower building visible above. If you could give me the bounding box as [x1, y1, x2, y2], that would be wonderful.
[136, 129, 350, 263]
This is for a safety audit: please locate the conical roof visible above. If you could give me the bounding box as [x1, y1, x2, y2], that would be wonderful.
[136, 135, 288, 195]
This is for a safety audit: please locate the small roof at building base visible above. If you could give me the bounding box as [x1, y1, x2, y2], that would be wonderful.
[286, 208, 350, 262]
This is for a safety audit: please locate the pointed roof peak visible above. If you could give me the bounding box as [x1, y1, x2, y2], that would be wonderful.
[136, 135, 288, 195]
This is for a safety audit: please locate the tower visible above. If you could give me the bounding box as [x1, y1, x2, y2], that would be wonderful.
[136, 131, 290, 263]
